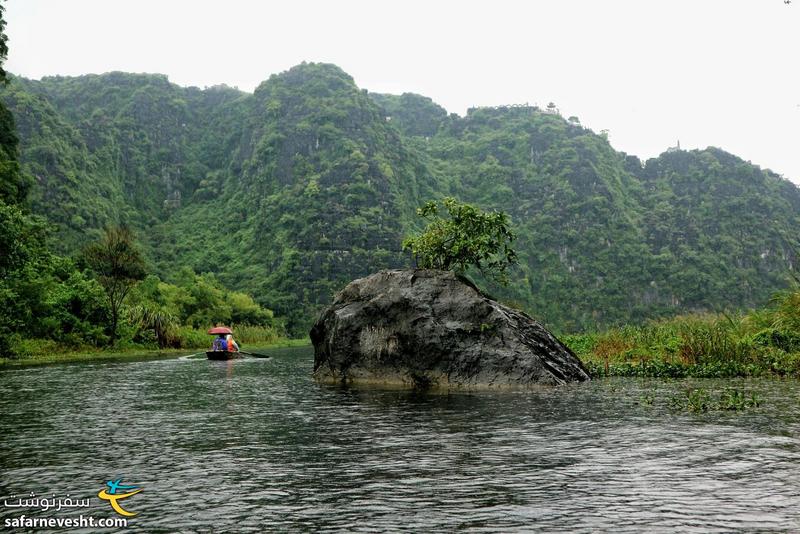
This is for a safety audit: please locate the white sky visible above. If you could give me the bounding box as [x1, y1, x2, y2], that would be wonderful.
[5, 0, 800, 183]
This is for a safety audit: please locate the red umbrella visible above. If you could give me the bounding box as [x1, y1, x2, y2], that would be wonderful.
[207, 326, 233, 335]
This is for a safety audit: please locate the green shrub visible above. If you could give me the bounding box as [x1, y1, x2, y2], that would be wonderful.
[750, 328, 800, 352]
[402, 197, 517, 285]
[173, 326, 209, 349]
[2, 336, 62, 360]
[560, 333, 597, 357]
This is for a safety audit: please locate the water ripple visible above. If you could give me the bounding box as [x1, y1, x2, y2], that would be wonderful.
[1, 347, 799, 532]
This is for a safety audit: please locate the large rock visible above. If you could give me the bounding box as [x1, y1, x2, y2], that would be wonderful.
[310, 269, 590, 388]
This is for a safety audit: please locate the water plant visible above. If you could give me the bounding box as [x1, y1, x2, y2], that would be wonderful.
[567, 295, 800, 379]
[718, 389, 762, 411]
[668, 388, 762, 413]
[686, 388, 712, 413]
[638, 391, 655, 406]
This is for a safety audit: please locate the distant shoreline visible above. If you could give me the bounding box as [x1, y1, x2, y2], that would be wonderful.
[0, 338, 311, 368]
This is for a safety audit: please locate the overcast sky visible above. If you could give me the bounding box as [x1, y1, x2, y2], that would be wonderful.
[5, 0, 799, 183]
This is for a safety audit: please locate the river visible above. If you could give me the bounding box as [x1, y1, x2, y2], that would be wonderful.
[1, 346, 799, 532]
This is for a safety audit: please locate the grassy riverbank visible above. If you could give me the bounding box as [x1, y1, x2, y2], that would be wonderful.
[563, 309, 800, 379]
[0, 335, 310, 368]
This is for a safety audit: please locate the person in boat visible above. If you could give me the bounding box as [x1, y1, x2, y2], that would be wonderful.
[212, 334, 228, 352]
[226, 334, 239, 352]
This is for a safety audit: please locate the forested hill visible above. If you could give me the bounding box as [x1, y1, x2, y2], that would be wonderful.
[3, 62, 799, 334]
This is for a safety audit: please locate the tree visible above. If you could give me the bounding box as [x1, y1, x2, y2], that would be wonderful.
[0, 1, 30, 206]
[0, 1, 9, 84]
[402, 197, 517, 285]
[83, 226, 146, 342]
[0, 202, 50, 340]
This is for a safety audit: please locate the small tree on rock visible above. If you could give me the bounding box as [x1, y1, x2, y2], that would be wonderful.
[84, 226, 146, 343]
[402, 197, 517, 285]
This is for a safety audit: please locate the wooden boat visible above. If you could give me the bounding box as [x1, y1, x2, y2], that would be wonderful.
[206, 350, 243, 361]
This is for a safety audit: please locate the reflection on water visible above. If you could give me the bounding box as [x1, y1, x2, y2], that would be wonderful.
[1, 346, 800, 532]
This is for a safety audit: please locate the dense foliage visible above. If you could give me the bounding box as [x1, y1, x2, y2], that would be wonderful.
[0, 8, 283, 358]
[125, 268, 278, 349]
[370, 92, 448, 137]
[564, 284, 800, 378]
[83, 226, 147, 341]
[402, 197, 517, 284]
[3, 62, 799, 336]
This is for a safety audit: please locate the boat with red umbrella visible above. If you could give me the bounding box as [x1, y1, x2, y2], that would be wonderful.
[206, 326, 242, 360]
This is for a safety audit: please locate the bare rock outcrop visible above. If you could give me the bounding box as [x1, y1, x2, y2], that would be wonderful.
[310, 269, 590, 389]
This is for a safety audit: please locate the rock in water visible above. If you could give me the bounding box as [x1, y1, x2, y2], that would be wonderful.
[310, 269, 590, 388]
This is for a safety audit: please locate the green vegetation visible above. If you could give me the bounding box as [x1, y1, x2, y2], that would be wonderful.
[4, 64, 797, 337]
[666, 388, 761, 413]
[402, 197, 517, 284]
[0, 6, 288, 362]
[564, 285, 800, 378]
[0, 0, 796, 354]
[370, 92, 448, 137]
[0, 337, 309, 368]
[422, 106, 799, 331]
[0, 245, 285, 360]
[631, 386, 761, 413]
[83, 226, 147, 341]
[126, 268, 282, 348]
[0, 102, 285, 361]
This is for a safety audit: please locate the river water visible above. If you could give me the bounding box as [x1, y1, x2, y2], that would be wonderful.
[1, 346, 799, 532]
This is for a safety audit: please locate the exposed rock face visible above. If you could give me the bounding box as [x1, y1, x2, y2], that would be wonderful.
[310, 269, 590, 389]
